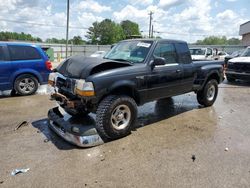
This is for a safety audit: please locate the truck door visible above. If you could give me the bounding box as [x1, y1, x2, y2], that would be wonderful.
[146, 42, 183, 101]
[175, 42, 196, 92]
[206, 48, 213, 60]
[0, 45, 12, 91]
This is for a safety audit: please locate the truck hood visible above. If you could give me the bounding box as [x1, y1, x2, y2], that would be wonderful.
[229, 57, 250, 63]
[191, 55, 206, 60]
[56, 55, 133, 79]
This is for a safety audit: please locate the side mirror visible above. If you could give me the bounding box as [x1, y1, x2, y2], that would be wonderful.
[150, 57, 166, 69]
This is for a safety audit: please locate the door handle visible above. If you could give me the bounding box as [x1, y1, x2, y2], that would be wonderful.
[176, 69, 181, 73]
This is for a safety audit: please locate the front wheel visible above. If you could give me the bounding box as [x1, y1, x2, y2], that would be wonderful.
[197, 79, 218, 107]
[96, 95, 137, 140]
[14, 74, 39, 96]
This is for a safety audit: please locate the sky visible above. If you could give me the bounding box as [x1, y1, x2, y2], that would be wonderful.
[0, 0, 249, 43]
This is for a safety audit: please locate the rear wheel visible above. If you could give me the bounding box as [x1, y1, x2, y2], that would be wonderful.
[96, 95, 137, 140]
[197, 79, 218, 107]
[14, 74, 38, 96]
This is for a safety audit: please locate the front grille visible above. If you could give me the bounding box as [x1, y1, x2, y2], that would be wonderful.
[227, 62, 250, 73]
[56, 77, 76, 94]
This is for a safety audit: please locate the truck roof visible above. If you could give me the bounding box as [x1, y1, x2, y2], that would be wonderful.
[122, 38, 187, 43]
[0, 41, 40, 47]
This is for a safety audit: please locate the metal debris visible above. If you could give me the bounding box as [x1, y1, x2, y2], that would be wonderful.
[225, 147, 229, 151]
[14, 121, 29, 131]
[44, 138, 50, 143]
[11, 168, 30, 176]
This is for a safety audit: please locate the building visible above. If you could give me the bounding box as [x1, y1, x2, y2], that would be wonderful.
[239, 21, 250, 46]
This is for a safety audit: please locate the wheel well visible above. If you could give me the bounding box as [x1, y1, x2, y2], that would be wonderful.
[110, 86, 140, 104]
[13, 73, 40, 87]
[206, 73, 220, 84]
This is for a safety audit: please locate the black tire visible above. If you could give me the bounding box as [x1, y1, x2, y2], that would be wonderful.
[14, 74, 39, 96]
[196, 79, 218, 107]
[227, 76, 235, 82]
[96, 95, 137, 140]
[64, 108, 89, 117]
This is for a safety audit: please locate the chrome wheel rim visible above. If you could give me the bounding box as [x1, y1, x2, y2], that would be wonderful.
[19, 78, 35, 94]
[207, 85, 215, 101]
[111, 104, 131, 130]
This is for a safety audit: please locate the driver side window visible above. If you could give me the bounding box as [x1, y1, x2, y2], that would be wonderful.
[153, 43, 177, 64]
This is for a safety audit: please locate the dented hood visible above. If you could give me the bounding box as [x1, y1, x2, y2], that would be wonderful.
[56, 55, 132, 79]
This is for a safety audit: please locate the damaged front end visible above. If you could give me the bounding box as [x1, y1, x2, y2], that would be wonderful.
[48, 107, 104, 147]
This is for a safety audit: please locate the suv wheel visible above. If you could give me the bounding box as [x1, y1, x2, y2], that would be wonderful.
[96, 95, 137, 140]
[14, 74, 38, 96]
[197, 79, 218, 107]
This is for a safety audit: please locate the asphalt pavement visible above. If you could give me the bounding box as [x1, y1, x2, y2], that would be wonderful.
[0, 81, 250, 188]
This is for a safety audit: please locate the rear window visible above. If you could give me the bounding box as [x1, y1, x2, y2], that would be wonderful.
[8, 45, 41, 61]
[0, 46, 6, 61]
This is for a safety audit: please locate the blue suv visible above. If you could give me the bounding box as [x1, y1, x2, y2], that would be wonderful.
[0, 42, 52, 95]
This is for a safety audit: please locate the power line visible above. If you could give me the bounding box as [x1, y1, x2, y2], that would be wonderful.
[0, 18, 88, 30]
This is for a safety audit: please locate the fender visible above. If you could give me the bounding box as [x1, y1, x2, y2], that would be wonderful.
[109, 80, 137, 92]
[10, 69, 43, 85]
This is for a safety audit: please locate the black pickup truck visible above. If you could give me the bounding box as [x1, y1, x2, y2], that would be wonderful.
[48, 39, 224, 141]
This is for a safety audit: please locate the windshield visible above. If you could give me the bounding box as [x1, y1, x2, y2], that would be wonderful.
[104, 40, 153, 63]
[190, 49, 206, 55]
[241, 48, 250, 57]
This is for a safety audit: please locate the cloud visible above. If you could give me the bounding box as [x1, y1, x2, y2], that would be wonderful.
[0, 0, 248, 43]
[77, 0, 111, 13]
[128, 0, 153, 6]
[158, 0, 187, 9]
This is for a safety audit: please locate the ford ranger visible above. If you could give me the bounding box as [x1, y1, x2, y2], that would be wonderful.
[48, 39, 224, 141]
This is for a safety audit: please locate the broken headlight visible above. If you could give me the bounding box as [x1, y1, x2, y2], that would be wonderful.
[75, 79, 95, 97]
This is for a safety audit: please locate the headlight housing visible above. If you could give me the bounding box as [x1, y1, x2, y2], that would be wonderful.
[75, 79, 95, 96]
[48, 73, 58, 86]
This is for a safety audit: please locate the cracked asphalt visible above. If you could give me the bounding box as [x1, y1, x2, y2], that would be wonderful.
[0, 81, 250, 188]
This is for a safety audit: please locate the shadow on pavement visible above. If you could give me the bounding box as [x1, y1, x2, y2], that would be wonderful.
[221, 79, 250, 88]
[32, 118, 76, 150]
[32, 95, 200, 150]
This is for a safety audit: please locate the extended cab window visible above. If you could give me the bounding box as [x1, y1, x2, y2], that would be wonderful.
[8, 46, 41, 61]
[153, 43, 178, 64]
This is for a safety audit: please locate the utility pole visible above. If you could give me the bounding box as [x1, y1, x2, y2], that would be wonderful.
[148, 11, 153, 38]
[66, 0, 70, 58]
[151, 25, 154, 38]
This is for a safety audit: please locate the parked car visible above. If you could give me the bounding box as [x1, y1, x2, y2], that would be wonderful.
[214, 51, 229, 61]
[226, 47, 250, 82]
[189, 47, 214, 61]
[0, 42, 52, 95]
[224, 49, 245, 66]
[47, 39, 224, 146]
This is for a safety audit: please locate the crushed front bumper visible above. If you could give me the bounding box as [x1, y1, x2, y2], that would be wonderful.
[48, 107, 104, 147]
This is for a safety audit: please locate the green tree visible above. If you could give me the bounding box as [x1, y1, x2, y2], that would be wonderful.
[86, 19, 125, 45]
[120, 20, 141, 39]
[69, 36, 85, 45]
[196, 36, 242, 45]
[227, 38, 241, 45]
[196, 36, 227, 45]
[0, 31, 43, 42]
